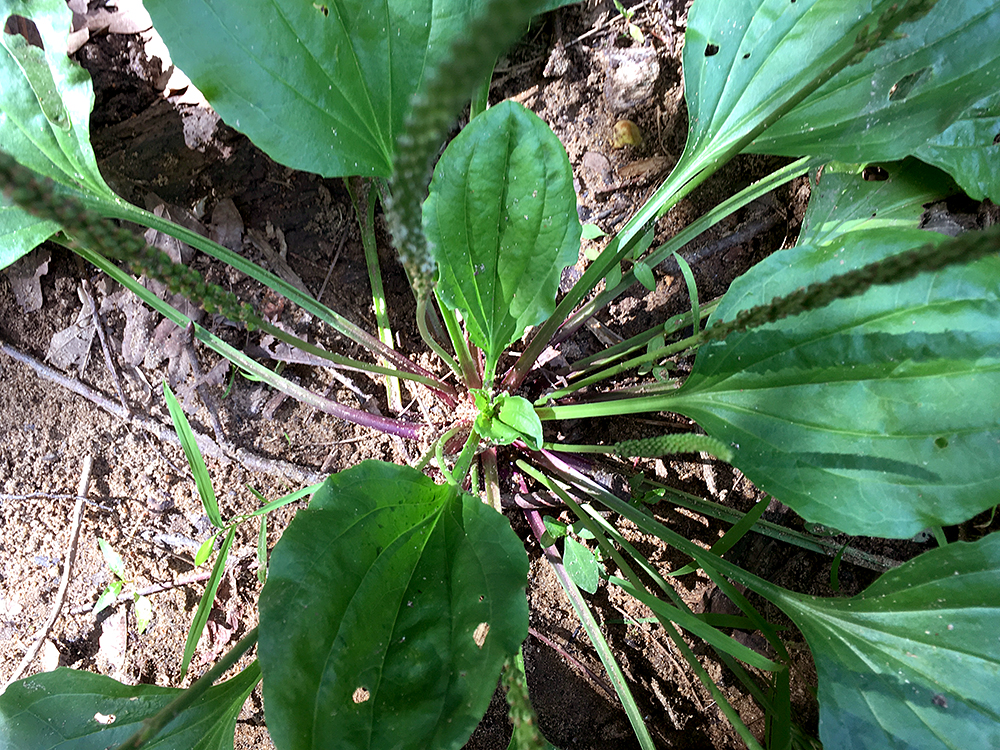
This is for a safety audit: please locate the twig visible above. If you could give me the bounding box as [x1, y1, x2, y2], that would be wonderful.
[68, 571, 212, 616]
[0, 491, 113, 512]
[80, 279, 131, 418]
[0, 336, 326, 485]
[3, 455, 93, 692]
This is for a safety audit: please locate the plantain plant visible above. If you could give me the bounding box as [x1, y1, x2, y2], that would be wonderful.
[2, 0, 999, 749]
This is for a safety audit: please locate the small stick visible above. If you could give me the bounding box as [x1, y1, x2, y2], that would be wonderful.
[80, 279, 131, 418]
[68, 571, 212, 616]
[3, 455, 93, 691]
[0, 336, 326, 485]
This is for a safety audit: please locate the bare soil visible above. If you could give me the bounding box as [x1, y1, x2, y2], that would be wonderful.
[0, 2, 948, 749]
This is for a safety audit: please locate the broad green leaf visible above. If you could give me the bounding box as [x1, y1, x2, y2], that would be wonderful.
[798, 159, 958, 248]
[769, 533, 1000, 750]
[0, 0, 120, 267]
[748, 0, 1000, 162]
[913, 90, 1000, 203]
[681, 0, 1000, 175]
[0, 662, 260, 749]
[425, 100, 580, 379]
[163, 381, 222, 529]
[563, 537, 600, 595]
[667, 225, 1000, 538]
[258, 461, 529, 750]
[143, 0, 575, 179]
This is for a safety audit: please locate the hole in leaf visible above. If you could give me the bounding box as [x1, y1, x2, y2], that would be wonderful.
[312, 2, 329, 16]
[352, 687, 370, 704]
[742, 52, 751, 59]
[993, 132, 1000, 145]
[935, 437, 948, 449]
[705, 43, 719, 56]
[862, 165, 889, 181]
[93, 713, 116, 725]
[473, 622, 490, 648]
[3, 15, 43, 49]
[888, 67, 931, 101]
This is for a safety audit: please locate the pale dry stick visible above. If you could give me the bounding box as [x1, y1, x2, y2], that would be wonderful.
[3, 455, 93, 692]
[0, 337, 326, 485]
[68, 571, 211, 616]
[0, 491, 113, 512]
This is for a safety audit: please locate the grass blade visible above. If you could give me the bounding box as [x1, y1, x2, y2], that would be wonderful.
[163, 381, 222, 529]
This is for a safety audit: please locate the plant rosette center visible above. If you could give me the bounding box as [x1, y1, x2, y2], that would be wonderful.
[472, 389, 543, 450]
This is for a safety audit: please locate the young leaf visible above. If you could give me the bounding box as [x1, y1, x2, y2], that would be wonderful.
[632, 260, 655, 291]
[163, 381, 223, 529]
[194, 533, 218, 567]
[0, 663, 260, 749]
[98, 538, 126, 580]
[181, 526, 235, 677]
[259, 461, 529, 750]
[563, 537, 601, 595]
[0, 0, 120, 268]
[93, 580, 124, 616]
[425, 100, 580, 380]
[497, 395, 544, 451]
[134, 595, 153, 635]
[770, 533, 1000, 750]
[667, 224, 1000, 538]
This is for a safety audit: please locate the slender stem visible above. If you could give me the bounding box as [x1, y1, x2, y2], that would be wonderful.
[566, 300, 718, 375]
[522, 508, 656, 750]
[451, 427, 482, 487]
[561, 156, 818, 342]
[542, 332, 700, 402]
[481, 447, 501, 512]
[115, 629, 260, 750]
[348, 178, 402, 409]
[105, 195, 445, 388]
[416, 294, 464, 380]
[438, 298, 481, 388]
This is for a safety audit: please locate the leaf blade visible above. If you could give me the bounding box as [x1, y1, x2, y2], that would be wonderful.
[770, 533, 1000, 750]
[258, 461, 529, 750]
[425, 100, 580, 378]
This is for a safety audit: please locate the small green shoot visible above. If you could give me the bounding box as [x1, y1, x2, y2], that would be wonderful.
[94, 539, 153, 634]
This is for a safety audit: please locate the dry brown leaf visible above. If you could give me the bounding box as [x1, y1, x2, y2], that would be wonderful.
[46, 286, 96, 372]
[3, 248, 50, 312]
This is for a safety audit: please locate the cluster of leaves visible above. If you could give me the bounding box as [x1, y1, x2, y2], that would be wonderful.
[1, 0, 999, 749]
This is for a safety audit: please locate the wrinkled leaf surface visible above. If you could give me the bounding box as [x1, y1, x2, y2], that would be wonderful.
[258, 461, 529, 750]
[0, 663, 259, 749]
[771, 533, 1000, 750]
[424, 100, 579, 379]
[666, 163, 1000, 538]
